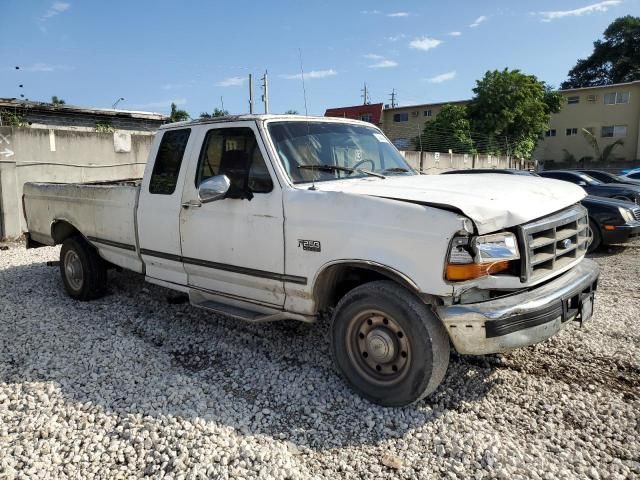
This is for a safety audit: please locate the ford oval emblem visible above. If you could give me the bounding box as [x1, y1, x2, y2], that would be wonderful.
[559, 238, 573, 249]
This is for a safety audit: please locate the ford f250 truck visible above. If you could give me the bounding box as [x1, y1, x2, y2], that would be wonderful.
[23, 115, 599, 406]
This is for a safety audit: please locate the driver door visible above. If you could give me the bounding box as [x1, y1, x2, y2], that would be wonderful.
[179, 123, 286, 308]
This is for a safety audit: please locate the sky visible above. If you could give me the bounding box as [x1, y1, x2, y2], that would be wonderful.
[1, 0, 638, 116]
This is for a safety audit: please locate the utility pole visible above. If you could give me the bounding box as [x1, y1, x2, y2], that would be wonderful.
[248, 73, 254, 114]
[361, 83, 370, 105]
[220, 96, 224, 112]
[261, 70, 269, 114]
[389, 88, 397, 108]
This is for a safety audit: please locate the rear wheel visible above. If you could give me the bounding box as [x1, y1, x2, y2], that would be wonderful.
[588, 219, 602, 253]
[331, 280, 450, 406]
[60, 236, 107, 300]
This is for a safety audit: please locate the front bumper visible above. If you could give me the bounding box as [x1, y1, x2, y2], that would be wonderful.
[602, 222, 640, 245]
[436, 259, 599, 355]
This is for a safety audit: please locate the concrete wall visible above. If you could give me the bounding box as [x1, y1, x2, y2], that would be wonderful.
[399, 151, 528, 173]
[0, 126, 153, 239]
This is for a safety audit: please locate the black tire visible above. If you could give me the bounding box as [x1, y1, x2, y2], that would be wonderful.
[331, 280, 450, 407]
[59, 236, 107, 300]
[588, 219, 602, 253]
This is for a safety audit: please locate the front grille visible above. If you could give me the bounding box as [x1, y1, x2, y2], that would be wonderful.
[632, 207, 640, 222]
[519, 205, 589, 282]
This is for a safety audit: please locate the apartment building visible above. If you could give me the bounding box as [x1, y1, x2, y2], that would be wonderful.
[324, 81, 640, 160]
[534, 81, 640, 163]
[379, 100, 469, 149]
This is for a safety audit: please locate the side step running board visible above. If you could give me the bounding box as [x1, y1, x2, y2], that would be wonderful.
[195, 299, 316, 324]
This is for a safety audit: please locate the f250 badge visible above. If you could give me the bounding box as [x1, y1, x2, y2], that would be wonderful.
[298, 239, 321, 252]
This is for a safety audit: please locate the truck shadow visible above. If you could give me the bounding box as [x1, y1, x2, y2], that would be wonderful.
[1, 255, 497, 450]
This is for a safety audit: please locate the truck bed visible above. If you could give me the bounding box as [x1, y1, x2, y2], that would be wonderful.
[23, 180, 144, 273]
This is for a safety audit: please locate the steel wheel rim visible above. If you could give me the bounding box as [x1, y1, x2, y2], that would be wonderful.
[64, 250, 84, 291]
[346, 309, 411, 385]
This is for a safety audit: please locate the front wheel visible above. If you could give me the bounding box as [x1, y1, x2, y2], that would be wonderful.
[331, 280, 450, 406]
[587, 219, 602, 253]
[60, 236, 107, 300]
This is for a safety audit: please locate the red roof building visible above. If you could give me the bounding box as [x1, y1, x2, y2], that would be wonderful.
[324, 103, 384, 126]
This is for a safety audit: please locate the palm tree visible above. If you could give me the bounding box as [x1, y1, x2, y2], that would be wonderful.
[169, 102, 189, 122]
[562, 149, 592, 167]
[200, 108, 228, 119]
[51, 96, 66, 105]
[581, 128, 624, 163]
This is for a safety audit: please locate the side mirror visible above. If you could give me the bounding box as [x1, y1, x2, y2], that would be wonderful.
[578, 181, 587, 186]
[198, 175, 230, 203]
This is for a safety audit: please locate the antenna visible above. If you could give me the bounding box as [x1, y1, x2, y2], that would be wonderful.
[298, 48, 316, 190]
[298, 48, 309, 117]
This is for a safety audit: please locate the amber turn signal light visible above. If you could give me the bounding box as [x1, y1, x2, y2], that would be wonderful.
[446, 260, 511, 281]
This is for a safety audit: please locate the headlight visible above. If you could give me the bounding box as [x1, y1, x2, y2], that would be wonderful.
[619, 207, 635, 223]
[446, 232, 519, 281]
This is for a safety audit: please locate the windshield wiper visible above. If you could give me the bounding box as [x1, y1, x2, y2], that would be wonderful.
[381, 167, 410, 174]
[298, 164, 385, 179]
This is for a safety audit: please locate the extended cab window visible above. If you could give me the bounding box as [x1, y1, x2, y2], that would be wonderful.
[149, 129, 191, 195]
[196, 127, 273, 196]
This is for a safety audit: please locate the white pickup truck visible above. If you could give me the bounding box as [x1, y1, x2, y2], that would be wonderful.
[23, 115, 599, 406]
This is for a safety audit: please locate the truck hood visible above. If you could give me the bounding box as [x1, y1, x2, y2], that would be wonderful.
[307, 174, 586, 234]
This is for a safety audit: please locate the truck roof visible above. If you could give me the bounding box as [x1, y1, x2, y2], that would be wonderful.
[159, 114, 374, 130]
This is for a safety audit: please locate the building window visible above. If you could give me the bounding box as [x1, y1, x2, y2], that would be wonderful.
[586, 94, 598, 103]
[567, 96, 580, 104]
[604, 91, 630, 105]
[393, 113, 409, 122]
[424, 110, 432, 117]
[545, 129, 556, 137]
[359, 113, 372, 122]
[565, 128, 578, 136]
[601, 125, 628, 137]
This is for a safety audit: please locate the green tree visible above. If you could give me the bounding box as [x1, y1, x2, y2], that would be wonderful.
[561, 16, 640, 89]
[169, 102, 190, 122]
[469, 69, 563, 158]
[199, 108, 228, 119]
[413, 104, 474, 153]
[51, 96, 66, 105]
[284, 109, 299, 114]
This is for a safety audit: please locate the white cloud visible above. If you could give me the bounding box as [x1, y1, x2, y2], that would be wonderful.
[426, 71, 457, 83]
[449, 31, 462, 37]
[469, 15, 488, 27]
[215, 76, 246, 87]
[38, 2, 70, 29]
[538, 1, 621, 22]
[369, 59, 398, 69]
[409, 37, 443, 51]
[386, 34, 406, 42]
[280, 69, 337, 80]
[361, 10, 381, 15]
[387, 12, 409, 17]
[20, 63, 70, 72]
[363, 53, 384, 60]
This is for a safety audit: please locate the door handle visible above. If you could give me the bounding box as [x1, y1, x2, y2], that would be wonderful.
[181, 201, 202, 209]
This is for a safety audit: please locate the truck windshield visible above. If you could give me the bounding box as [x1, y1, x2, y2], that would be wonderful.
[267, 121, 415, 184]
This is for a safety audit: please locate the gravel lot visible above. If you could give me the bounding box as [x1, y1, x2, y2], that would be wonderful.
[1, 242, 638, 479]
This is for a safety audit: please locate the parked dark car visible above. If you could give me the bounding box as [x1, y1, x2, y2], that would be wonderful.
[581, 196, 640, 250]
[577, 169, 640, 186]
[441, 168, 640, 251]
[538, 170, 640, 204]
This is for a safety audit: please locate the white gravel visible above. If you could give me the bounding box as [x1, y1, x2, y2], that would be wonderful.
[1, 242, 638, 479]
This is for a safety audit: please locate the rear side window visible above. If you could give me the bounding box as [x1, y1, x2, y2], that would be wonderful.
[149, 129, 191, 195]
